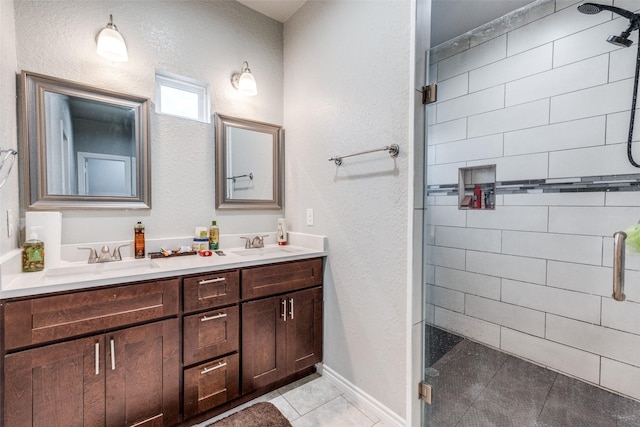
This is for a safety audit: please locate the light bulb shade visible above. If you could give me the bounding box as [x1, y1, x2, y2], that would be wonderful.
[231, 62, 257, 96]
[237, 72, 257, 96]
[96, 25, 128, 62]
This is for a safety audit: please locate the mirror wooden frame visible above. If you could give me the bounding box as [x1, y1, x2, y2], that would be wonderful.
[19, 71, 151, 210]
[215, 113, 283, 210]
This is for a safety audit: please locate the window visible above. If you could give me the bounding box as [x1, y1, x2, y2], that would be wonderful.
[155, 70, 210, 123]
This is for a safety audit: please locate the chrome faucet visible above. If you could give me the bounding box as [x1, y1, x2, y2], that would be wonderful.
[78, 243, 130, 263]
[240, 235, 269, 249]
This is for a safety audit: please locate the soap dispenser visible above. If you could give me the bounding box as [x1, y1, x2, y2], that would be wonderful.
[22, 226, 45, 272]
[277, 218, 288, 246]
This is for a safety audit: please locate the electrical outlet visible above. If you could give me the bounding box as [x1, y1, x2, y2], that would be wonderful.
[306, 208, 314, 226]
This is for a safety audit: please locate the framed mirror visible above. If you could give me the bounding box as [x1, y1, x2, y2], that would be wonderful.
[215, 113, 283, 210]
[20, 71, 151, 209]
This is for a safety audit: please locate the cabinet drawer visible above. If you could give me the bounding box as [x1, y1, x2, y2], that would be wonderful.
[242, 258, 323, 300]
[4, 278, 179, 351]
[183, 305, 239, 366]
[183, 353, 240, 419]
[183, 270, 239, 312]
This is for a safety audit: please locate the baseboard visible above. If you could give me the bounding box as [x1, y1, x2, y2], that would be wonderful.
[321, 364, 406, 427]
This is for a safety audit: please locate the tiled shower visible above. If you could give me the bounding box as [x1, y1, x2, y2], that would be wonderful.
[424, 0, 640, 405]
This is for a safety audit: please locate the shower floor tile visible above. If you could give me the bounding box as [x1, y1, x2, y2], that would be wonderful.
[424, 328, 640, 427]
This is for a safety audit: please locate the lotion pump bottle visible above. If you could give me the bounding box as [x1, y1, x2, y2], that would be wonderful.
[277, 218, 288, 246]
[134, 221, 145, 259]
[22, 226, 45, 272]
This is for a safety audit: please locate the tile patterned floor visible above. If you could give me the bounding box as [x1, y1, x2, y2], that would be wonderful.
[425, 338, 640, 426]
[192, 373, 390, 427]
[194, 329, 640, 427]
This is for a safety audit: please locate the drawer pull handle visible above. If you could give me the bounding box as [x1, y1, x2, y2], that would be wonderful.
[110, 338, 116, 370]
[95, 342, 100, 375]
[289, 297, 294, 320]
[201, 313, 227, 322]
[281, 299, 287, 322]
[199, 277, 226, 285]
[201, 361, 227, 374]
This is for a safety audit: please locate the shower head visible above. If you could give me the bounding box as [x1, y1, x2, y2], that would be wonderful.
[577, 3, 640, 47]
[577, 3, 603, 14]
[577, 3, 637, 20]
[608, 33, 634, 47]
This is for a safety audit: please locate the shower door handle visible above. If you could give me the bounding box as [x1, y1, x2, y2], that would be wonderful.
[613, 231, 627, 302]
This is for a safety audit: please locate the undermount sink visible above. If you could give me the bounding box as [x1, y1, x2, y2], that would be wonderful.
[230, 246, 302, 257]
[44, 258, 159, 278]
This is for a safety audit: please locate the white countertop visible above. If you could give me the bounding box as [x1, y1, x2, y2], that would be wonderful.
[0, 232, 327, 299]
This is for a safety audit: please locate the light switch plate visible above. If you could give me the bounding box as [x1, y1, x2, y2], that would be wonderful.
[306, 208, 314, 226]
[6, 209, 13, 238]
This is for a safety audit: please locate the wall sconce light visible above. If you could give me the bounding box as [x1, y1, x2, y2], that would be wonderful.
[96, 14, 128, 62]
[231, 61, 257, 96]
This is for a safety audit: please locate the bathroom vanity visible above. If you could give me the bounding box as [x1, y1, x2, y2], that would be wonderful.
[0, 243, 325, 426]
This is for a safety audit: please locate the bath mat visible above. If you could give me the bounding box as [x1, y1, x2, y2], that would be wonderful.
[206, 402, 292, 427]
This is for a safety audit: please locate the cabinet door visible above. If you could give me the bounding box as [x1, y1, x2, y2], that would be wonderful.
[183, 353, 240, 419]
[106, 319, 180, 427]
[242, 258, 323, 300]
[183, 270, 240, 312]
[241, 296, 287, 393]
[183, 305, 239, 366]
[286, 287, 323, 374]
[4, 336, 105, 427]
[4, 279, 179, 351]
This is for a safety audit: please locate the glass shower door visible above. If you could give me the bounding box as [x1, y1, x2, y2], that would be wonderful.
[421, 0, 640, 425]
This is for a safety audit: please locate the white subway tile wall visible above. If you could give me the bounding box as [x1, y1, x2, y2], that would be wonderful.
[426, 0, 640, 401]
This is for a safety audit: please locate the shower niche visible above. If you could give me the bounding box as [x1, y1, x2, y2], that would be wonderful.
[458, 165, 496, 210]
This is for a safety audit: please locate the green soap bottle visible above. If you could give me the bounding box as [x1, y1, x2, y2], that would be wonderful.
[209, 220, 219, 250]
[22, 227, 44, 272]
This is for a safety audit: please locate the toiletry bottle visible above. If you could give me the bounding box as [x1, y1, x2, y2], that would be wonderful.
[473, 185, 482, 209]
[277, 218, 288, 246]
[22, 226, 45, 272]
[209, 220, 219, 250]
[134, 221, 145, 259]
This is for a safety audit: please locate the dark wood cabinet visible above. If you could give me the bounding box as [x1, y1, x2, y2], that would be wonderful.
[4, 278, 179, 351]
[242, 286, 323, 393]
[183, 270, 239, 313]
[106, 320, 180, 427]
[183, 353, 240, 419]
[181, 271, 241, 419]
[4, 319, 179, 427]
[241, 295, 288, 391]
[241, 258, 322, 300]
[4, 335, 105, 427]
[1, 257, 323, 426]
[3, 279, 180, 427]
[183, 306, 239, 366]
[286, 286, 324, 373]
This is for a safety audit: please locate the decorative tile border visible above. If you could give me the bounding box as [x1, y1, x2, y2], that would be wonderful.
[426, 174, 640, 197]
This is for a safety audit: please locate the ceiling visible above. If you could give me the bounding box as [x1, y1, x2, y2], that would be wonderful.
[235, 0, 306, 22]
[237, 0, 537, 47]
[430, 0, 536, 46]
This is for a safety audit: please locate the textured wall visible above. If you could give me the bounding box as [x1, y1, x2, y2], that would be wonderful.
[0, 0, 20, 256]
[284, 0, 412, 418]
[10, 0, 284, 245]
[426, 0, 640, 401]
